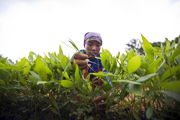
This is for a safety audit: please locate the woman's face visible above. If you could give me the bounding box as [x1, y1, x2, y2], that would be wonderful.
[85, 41, 101, 60]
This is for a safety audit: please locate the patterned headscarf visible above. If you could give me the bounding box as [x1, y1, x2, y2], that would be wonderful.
[84, 32, 102, 46]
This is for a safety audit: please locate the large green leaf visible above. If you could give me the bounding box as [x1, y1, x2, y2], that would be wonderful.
[0, 65, 22, 71]
[128, 54, 141, 74]
[19, 57, 31, 75]
[161, 64, 180, 81]
[127, 49, 135, 63]
[28, 51, 36, 62]
[29, 71, 41, 80]
[165, 38, 170, 53]
[110, 57, 117, 73]
[128, 83, 143, 95]
[61, 80, 75, 88]
[146, 107, 153, 119]
[58, 45, 64, 58]
[29, 71, 41, 84]
[91, 72, 117, 77]
[63, 71, 70, 80]
[136, 73, 157, 82]
[18, 73, 27, 85]
[75, 64, 82, 84]
[101, 48, 112, 71]
[160, 91, 180, 102]
[35, 56, 47, 81]
[37, 81, 51, 85]
[58, 53, 74, 93]
[50, 107, 59, 115]
[146, 58, 162, 74]
[141, 34, 154, 63]
[159, 81, 180, 94]
[113, 80, 142, 85]
[50, 96, 59, 111]
[0, 79, 6, 86]
[171, 43, 180, 60]
[120, 54, 126, 71]
[102, 83, 112, 92]
[59, 55, 69, 69]
[19, 57, 28, 67]
[45, 66, 52, 75]
[69, 39, 80, 52]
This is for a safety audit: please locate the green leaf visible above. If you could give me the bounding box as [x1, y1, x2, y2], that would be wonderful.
[58, 45, 64, 58]
[120, 54, 126, 71]
[63, 71, 70, 80]
[69, 39, 80, 52]
[136, 73, 157, 82]
[18, 73, 27, 85]
[45, 66, 52, 75]
[102, 83, 112, 92]
[59, 55, 68, 69]
[171, 43, 180, 60]
[75, 64, 81, 84]
[19, 57, 28, 67]
[28, 76, 39, 84]
[50, 96, 59, 110]
[50, 107, 59, 115]
[146, 58, 162, 74]
[128, 54, 141, 74]
[48, 53, 56, 63]
[91, 72, 117, 77]
[165, 38, 170, 53]
[28, 51, 34, 62]
[128, 83, 143, 95]
[29, 71, 41, 84]
[19, 57, 30, 75]
[37, 81, 48, 85]
[113, 80, 142, 85]
[141, 34, 154, 63]
[110, 57, 117, 73]
[35, 56, 47, 81]
[58, 53, 73, 93]
[160, 91, 180, 102]
[101, 48, 112, 71]
[0, 65, 22, 71]
[161, 64, 180, 81]
[146, 107, 153, 119]
[61, 80, 75, 88]
[29, 71, 41, 80]
[159, 81, 180, 94]
[0, 79, 6, 86]
[128, 49, 135, 63]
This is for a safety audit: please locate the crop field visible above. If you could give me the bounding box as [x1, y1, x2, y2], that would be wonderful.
[0, 35, 180, 120]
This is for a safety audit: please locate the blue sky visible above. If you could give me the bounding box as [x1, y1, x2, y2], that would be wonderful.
[0, 0, 180, 62]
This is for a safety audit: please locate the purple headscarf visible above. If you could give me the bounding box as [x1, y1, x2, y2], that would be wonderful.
[84, 32, 102, 46]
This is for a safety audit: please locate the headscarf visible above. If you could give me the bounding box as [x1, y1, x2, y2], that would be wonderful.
[84, 32, 102, 46]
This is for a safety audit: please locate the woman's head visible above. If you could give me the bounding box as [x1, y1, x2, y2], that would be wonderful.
[84, 32, 102, 60]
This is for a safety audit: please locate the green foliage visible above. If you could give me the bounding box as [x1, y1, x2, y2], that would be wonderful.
[128, 54, 141, 74]
[1, 35, 180, 119]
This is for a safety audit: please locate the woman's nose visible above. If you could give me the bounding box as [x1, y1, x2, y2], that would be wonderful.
[92, 45, 97, 50]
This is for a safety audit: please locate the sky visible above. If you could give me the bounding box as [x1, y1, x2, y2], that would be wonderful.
[0, 0, 180, 62]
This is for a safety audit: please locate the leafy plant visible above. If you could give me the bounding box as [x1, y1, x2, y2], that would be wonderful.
[0, 34, 180, 119]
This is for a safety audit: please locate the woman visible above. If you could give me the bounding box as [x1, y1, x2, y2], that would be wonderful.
[72, 32, 107, 111]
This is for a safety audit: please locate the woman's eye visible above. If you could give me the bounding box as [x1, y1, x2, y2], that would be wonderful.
[96, 44, 100, 47]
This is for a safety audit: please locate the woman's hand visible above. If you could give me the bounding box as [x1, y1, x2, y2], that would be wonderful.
[71, 53, 88, 70]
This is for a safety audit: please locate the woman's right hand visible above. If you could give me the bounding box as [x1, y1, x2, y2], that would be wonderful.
[71, 53, 89, 70]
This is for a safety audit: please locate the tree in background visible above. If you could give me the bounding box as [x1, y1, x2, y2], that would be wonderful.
[125, 39, 145, 55]
[126, 35, 180, 54]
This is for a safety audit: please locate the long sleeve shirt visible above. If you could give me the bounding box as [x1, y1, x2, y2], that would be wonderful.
[80, 50, 108, 87]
